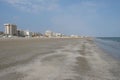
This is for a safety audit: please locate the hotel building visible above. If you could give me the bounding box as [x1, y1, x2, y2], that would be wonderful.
[4, 24, 17, 36]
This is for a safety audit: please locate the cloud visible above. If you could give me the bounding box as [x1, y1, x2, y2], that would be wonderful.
[4, 0, 60, 13]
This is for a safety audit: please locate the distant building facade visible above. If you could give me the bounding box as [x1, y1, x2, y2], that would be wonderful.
[55, 33, 63, 37]
[0, 31, 4, 35]
[4, 24, 17, 36]
[23, 30, 33, 37]
[32, 32, 43, 37]
[45, 30, 66, 38]
[45, 30, 53, 37]
[17, 29, 25, 37]
[70, 35, 79, 38]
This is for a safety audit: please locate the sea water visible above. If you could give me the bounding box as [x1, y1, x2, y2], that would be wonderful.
[95, 37, 120, 59]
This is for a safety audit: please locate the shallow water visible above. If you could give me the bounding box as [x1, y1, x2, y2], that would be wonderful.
[95, 37, 120, 59]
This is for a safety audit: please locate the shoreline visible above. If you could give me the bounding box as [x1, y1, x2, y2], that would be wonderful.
[75, 39, 120, 80]
[0, 37, 82, 40]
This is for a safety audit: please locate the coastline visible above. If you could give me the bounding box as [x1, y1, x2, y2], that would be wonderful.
[0, 38, 120, 80]
[75, 38, 120, 80]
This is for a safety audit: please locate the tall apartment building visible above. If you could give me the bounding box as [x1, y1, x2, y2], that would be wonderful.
[4, 24, 17, 36]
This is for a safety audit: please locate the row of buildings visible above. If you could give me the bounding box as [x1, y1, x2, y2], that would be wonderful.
[45, 30, 66, 38]
[45, 30, 80, 38]
[1, 23, 80, 38]
[3, 23, 42, 37]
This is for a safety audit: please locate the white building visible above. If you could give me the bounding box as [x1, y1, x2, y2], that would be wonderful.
[54, 33, 62, 37]
[17, 29, 25, 37]
[32, 32, 43, 37]
[24, 30, 33, 37]
[45, 30, 53, 37]
[4, 23, 17, 36]
[70, 35, 79, 38]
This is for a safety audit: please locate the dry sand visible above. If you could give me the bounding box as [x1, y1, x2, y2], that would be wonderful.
[0, 38, 120, 80]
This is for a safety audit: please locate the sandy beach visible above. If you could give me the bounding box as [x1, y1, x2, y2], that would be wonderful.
[0, 38, 120, 80]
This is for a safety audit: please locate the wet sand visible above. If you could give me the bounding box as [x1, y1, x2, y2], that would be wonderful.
[0, 38, 120, 80]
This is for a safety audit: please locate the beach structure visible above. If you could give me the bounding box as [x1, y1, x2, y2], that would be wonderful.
[4, 23, 17, 36]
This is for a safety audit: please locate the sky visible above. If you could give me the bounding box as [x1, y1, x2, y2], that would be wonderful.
[0, 0, 120, 37]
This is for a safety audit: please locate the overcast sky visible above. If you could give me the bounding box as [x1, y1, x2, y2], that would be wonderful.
[0, 0, 120, 37]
